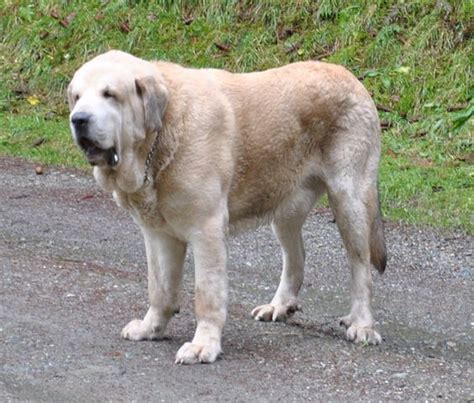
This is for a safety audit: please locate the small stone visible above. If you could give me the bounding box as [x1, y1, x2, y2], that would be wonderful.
[392, 372, 408, 379]
[35, 166, 44, 175]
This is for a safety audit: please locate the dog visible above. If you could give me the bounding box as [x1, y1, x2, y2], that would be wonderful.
[68, 50, 386, 364]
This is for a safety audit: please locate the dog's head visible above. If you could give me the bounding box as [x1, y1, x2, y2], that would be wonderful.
[68, 50, 168, 172]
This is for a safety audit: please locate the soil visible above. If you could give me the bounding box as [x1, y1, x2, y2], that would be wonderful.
[1, 156, 472, 401]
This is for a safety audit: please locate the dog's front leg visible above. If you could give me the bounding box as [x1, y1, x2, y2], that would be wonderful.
[175, 215, 228, 364]
[122, 228, 186, 341]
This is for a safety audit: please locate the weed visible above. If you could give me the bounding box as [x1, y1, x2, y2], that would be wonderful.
[1, 0, 472, 232]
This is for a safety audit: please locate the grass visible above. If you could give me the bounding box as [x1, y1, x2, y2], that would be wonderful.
[1, 0, 473, 233]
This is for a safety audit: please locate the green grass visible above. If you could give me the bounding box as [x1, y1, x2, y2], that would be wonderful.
[1, 0, 473, 233]
[0, 113, 86, 167]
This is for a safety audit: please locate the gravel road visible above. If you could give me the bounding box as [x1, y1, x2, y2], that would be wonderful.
[1, 156, 472, 402]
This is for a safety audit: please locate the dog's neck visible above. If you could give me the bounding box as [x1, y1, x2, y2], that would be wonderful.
[93, 126, 178, 195]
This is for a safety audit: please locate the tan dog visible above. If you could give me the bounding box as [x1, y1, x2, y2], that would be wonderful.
[68, 50, 386, 364]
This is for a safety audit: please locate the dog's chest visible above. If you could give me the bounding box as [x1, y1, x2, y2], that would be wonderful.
[113, 188, 165, 228]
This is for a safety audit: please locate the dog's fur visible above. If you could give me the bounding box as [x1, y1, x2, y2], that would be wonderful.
[68, 50, 386, 364]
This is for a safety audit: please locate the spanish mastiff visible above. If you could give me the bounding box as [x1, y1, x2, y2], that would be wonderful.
[68, 50, 387, 364]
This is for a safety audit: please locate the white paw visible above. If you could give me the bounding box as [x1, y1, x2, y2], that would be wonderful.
[251, 300, 302, 322]
[175, 341, 222, 365]
[121, 319, 163, 341]
[339, 315, 381, 345]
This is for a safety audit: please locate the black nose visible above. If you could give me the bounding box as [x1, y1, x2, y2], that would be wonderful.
[71, 112, 92, 129]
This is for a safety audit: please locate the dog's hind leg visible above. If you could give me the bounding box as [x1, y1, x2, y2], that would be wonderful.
[251, 186, 321, 322]
[323, 124, 386, 344]
[327, 178, 383, 344]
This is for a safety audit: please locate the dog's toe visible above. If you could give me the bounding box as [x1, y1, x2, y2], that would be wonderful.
[251, 300, 301, 322]
[339, 314, 352, 328]
[121, 318, 162, 341]
[175, 341, 221, 365]
[346, 325, 382, 345]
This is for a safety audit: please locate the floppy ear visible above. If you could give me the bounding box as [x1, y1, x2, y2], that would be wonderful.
[135, 76, 169, 134]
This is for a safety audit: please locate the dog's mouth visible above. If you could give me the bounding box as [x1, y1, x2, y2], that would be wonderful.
[78, 137, 119, 167]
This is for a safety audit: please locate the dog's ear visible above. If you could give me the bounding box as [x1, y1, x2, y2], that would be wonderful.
[135, 76, 169, 134]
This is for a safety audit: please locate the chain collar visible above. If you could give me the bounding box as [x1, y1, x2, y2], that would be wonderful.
[143, 131, 160, 185]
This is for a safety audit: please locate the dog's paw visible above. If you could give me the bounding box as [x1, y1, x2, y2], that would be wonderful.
[175, 341, 222, 365]
[347, 326, 381, 345]
[251, 300, 302, 322]
[339, 315, 381, 345]
[121, 319, 163, 341]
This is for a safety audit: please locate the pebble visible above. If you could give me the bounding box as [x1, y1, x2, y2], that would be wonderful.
[392, 372, 408, 379]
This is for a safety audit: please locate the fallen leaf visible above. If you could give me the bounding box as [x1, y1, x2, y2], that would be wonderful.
[120, 20, 131, 33]
[386, 149, 398, 158]
[377, 104, 395, 113]
[60, 12, 76, 27]
[10, 194, 29, 200]
[183, 16, 195, 25]
[412, 130, 428, 138]
[394, 66, 410, 74]
[95, 13, 104, 21]
[50, 9, 60, 19]
[408, 154, 433, 168]
[13, 86, 28, 96]
[381, 121, 393, 130]
[277, 27, 296, 41]
[32, 138, 46, 147]
[313, 51, 333, 60]
[447, 103, 469, 112]
[214, 42, 230, 52]
[285, 42, 300, 54]
[27, 95, 40, 106]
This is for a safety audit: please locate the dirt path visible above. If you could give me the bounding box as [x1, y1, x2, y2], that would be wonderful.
[1, 156, 472, 401]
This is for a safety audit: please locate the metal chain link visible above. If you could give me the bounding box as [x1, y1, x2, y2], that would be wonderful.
[143, 131, 160, 185]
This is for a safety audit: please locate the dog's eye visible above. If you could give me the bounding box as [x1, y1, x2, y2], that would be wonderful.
[74, 94, 80, 102]
[102, 90, 116, 99]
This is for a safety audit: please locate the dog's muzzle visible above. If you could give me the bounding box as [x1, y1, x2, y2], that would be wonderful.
[71, 112, 118, 167]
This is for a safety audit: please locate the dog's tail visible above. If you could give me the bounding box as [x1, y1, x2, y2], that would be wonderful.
[369, 185, 387, 274]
